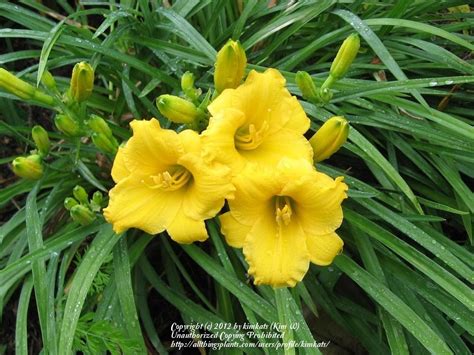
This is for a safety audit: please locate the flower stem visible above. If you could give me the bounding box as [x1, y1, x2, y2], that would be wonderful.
[320, 74, 336, 92]
[274, 288, 295, 355]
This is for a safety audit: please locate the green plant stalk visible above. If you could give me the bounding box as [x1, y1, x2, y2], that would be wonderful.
[320, 74, 336, 92]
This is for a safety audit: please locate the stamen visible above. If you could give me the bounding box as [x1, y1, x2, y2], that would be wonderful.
[235, 120, 269, 150]
[275, 196, 292, 226]
[146, 165, 192, 191]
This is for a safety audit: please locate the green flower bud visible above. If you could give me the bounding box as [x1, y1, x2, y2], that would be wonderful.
[92, 191, 103, 204]
[310, 116, 349, 162]
[73, 185, 89, 205]
[55, 114, 81, 136]
[295, 71, 318, 102]
[69, 62, 94, 102]
[32, 125, 50, 156]
[90, 191, 103, 212]
[181, 71, 201, 101]
[87, 114, 113, 137]
[0, 69, 34, 100]
[0, 68, 54, 105]
[11, 154, 43, 180]
[214, 39, 247, 93]
[329, 33, 360, 81]
[41, 70, 57, 91]
[91, 133, 118, 155]
[181, 71, 194, 92]
[70, 205, 95, 226]
[156, 94, 200, 124]
[64, 197, 79, 210]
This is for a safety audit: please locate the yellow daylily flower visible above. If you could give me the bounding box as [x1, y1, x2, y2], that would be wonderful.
[202, 68, 313, 174]
[103, 118, 234, 243]
[220, 158, 348, 287]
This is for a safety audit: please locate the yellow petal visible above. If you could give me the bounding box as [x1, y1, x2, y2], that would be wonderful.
[178, 152, 235, 220]
[167, 208, 208, 244]
[179, 129, 201, 154]
[282, 173, 348, 236]
[279, 95, 309, 133]
[306, 232, 344, 266]
[243, 214, 309, 287]
[209, 68, 309, 136]
[276, 157, 316, 179]
[111, 146, 130, 183]
[232, 69, 287, 132]
[239, 129, 313, 167]
[201, 108, 247, 173]
[207, 89, 238, 117]
[123, 118, 184, 176]
[228, 166, 282, 226]
[103, 174, 184, 234]
[219, 212, 251, 248]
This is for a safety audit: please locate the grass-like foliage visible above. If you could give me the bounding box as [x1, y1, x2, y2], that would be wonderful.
[1, 1, 473, 354]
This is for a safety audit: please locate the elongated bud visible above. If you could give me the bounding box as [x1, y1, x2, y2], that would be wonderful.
[11, 154, 43, 180]
[87, 114, 113, 137]
[0, 69, 34, 100]
[0, 68, 54, 105]
[64, 197, 79, 210]
[181, 71, 201, 101]
[295, 71, 318, 101]
[91, 133, 118, 154]
[41, 70, 57, 91]
[73, 185, 89, 205]
[55, 113, 81, 136]
[214, 39, 246, 93]
[70, 205, 95, 226]
[329, 34, 360, 81]
[310, 116, 349, 162]
[156, 94, 200, 124]
[69, 62, 94, 102]
[32, 125, 50, 156]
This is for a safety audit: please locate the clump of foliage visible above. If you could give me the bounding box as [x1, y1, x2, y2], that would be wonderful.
[73, 313, 142, 355]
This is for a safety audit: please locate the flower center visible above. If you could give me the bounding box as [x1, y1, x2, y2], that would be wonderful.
[234, 121, 269, 150]
[274, 196, 293, 226]
[150, 165, 192, 191]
